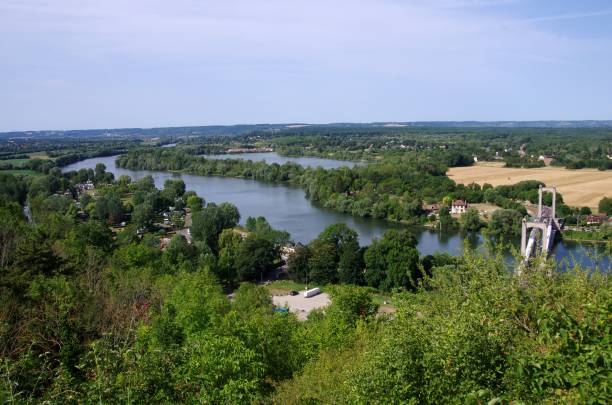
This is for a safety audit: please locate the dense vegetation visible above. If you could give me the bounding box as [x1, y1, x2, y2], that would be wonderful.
[190, 125, 612, 170]
[1, 176, 609, 402]
[0, 138, 138, 175]
[1, 127, 610, 403]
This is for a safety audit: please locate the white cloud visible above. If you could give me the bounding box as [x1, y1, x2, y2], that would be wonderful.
[521, 9, 612, 22]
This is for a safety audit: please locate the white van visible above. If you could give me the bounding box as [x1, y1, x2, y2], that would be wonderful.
[304, 287, 321, 298]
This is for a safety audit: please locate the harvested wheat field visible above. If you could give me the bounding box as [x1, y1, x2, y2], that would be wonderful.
[447, 163, 612, 209]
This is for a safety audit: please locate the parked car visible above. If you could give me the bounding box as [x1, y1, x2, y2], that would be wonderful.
[289, 290, 299, 296]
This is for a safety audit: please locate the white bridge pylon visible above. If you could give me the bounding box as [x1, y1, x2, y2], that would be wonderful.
[521, 185, 559, 260]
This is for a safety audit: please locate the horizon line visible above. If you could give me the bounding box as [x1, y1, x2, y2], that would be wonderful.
[3, 119, 612, 134]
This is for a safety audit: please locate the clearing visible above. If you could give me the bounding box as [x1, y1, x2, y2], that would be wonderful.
[448, 163, 612, 209]
[272, 293, 331, 320]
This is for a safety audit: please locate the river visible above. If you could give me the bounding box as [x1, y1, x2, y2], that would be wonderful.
[202, 151, 362, 170]
[62, 155, 610, 271]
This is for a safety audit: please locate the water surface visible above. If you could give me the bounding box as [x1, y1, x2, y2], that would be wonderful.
[203, 152, 361, 170]
[62, 155, 610, 270]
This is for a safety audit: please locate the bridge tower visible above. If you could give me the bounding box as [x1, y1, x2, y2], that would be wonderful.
[538, 184, 557, 220]
[520, 185, 558, 259]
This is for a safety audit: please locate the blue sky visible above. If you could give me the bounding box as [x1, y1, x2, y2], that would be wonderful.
[1, 0, 611, 131]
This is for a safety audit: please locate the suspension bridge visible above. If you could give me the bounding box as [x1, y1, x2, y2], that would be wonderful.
[520, 185, 562, 263]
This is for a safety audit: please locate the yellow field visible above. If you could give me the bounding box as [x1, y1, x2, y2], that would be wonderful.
[447, 163, 612, 209]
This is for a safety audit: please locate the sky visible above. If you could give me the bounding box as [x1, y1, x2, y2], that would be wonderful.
[1, 0, 611, 131]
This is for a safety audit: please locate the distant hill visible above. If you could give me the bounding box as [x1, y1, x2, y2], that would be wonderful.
[2, 121, 611, 139]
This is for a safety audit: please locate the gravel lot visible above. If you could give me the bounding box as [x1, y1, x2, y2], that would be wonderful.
[272, 292, 331, 320]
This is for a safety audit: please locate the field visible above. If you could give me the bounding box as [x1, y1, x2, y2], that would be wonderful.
[28, 151, 51, 159]
[0, 158, 29, 165]
[448, 163, 612, 209]
[0, 169, 43, 176]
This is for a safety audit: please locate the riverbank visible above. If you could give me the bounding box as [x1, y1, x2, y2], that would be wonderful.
[562, 230, 610, 244]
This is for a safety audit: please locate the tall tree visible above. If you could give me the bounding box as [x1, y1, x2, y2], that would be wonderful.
[460, 207, 484, 232]
[235, 235, 277, 282]
[287, 244, 311, 283]
[132, 202, 155, 229]
[190, 203, 240, 251]
[364, 230, 420, 291]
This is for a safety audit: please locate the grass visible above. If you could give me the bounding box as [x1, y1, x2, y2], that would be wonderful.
[0, 158, 29, 166]
[563, 229, 609, 243]
[28, 151, 52, 159]
[0, 169, 42, 177]
[121, 194, 134, 205]
[0, 152, 52, 169]
[371, 293, 393, 306]
[265, 280, 309, 295]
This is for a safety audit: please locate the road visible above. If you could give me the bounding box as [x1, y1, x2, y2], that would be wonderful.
[176, 211, 192, 242]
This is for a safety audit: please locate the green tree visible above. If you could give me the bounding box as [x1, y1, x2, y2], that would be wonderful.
[178, 334, 266, 403]
[245, 216, 290, 245]
[164, 234, 197, 267]
[165, 269, 229, 336]
[364, 230, 420, 291]
[132, 201, 155, 229]
[69, 220, 113, 252]
[190, 203, 240, 251]
[307, 240, 338, 284]
[94, 192, 124, 224]
[287, 244, 311, 283]
[163, 179, 186, 200]
[186, 194, 204, 212]
[231, 283, 273, 314]
[439, 206, 458, 229]
[132, 175, 156, 192]
[234, 235, 277, 282]
[0, 203, 26, 268]
[487, 209, 523, 240]
[317, 223, 363, 284]
[460, 207, 484, 232]
[598, 196, 612, 215]
[216, 229, 243, 286]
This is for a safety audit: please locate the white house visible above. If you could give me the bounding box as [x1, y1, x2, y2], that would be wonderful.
[451, 200, 468, 214]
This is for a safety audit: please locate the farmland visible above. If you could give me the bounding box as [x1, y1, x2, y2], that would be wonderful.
[448, 162, 612, 209]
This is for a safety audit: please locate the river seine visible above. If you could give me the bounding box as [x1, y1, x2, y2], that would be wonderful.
[63, 154, 610, 271]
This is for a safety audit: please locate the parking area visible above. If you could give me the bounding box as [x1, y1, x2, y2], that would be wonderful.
[272, 292, 331, 321]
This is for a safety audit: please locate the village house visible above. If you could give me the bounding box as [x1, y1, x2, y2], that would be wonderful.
[76, 180, 95, 191]
[586, 214, 608, 225]
[423, 203, 441, 216]
[538, 155, 553, 166]
[280, 244, 297, 263]
[451, 200, 468, 214]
